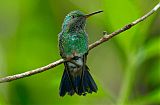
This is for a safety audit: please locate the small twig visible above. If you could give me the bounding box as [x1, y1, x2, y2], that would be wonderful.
[103, 31, 107, 35]
[0, 3, 159, 83]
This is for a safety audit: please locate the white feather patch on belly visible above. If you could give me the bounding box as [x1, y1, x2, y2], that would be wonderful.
[67, 57, 83, 73]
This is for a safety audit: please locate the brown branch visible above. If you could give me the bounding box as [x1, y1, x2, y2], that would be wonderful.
[0, 3, 159, 83]
[89, 2, 160, 50]
[0, 59, 65, 83]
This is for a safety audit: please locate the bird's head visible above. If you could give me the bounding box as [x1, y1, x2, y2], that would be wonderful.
[62, 10, 103, 32]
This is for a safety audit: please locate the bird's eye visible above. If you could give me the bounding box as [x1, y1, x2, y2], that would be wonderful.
[72, 16, 75, 18]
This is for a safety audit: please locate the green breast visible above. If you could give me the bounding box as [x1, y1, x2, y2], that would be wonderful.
[61, 31, 88, 57]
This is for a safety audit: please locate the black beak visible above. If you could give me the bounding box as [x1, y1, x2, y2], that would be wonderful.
[85, 10, 103, 18]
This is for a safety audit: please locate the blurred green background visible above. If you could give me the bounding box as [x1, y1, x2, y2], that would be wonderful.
[0, 0, 160, 105]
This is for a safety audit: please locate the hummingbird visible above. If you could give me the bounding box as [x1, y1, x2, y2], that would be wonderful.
[58, 10, 103, 96]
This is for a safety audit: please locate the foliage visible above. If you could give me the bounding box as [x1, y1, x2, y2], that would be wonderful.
[0, 0, 159, 105]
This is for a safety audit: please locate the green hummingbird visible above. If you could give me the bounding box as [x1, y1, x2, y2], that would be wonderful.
[58, 10, 103, 96]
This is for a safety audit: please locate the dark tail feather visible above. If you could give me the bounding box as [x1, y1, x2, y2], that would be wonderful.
[59, 69, 75, 96]
[59, 65, 98, 96]
[78, 65, 98, 95]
